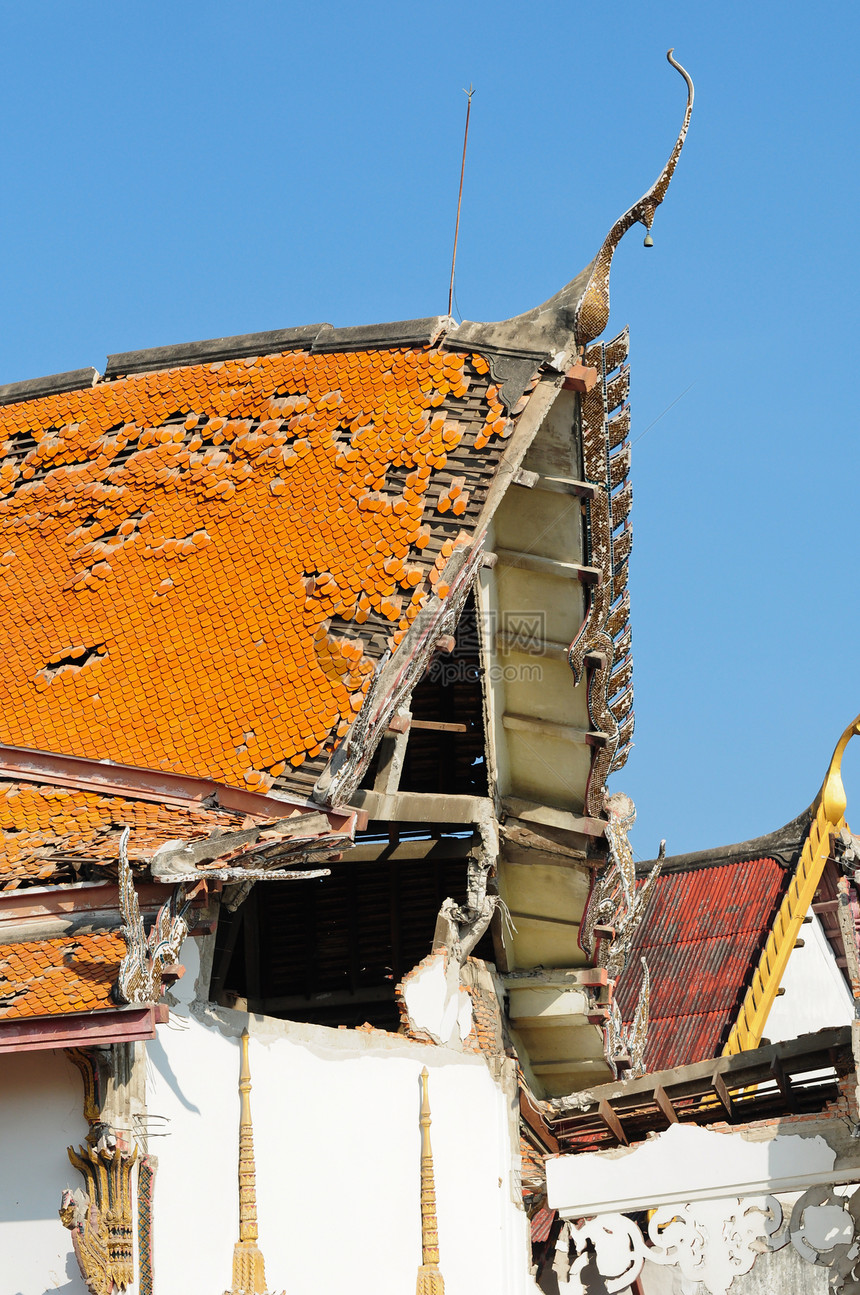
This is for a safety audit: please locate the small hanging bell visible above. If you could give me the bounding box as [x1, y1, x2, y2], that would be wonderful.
[643, 231, 654, 247]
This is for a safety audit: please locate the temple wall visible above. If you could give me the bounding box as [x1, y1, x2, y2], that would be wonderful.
[765, 912, 854, 1043]
[144, 936, 539, 1295]
[0, 1047, 89, 1295]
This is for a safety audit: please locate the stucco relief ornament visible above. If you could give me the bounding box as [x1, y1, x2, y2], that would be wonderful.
[556, 1190, 860, 1294]
[605, 956, 650, 1078]
[558, 1198, 775, 1295]
[113, 826, 191, 1004]
[581, 793, 661, 983]
[59, 1133, 138, 1295]
[769, 1185, 860, 1291]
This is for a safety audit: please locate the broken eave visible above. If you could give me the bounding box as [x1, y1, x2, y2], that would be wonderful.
[545, 1024, 852, 1153]
[0, 741, 359, 828]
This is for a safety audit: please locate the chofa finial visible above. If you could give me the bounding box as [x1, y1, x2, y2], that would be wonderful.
[818, 713, 860, 826]
[574, 49, 694, 346]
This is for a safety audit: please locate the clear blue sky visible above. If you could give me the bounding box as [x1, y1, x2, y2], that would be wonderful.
[1, 1, 857, 859]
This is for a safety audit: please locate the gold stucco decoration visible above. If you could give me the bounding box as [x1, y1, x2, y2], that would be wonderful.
[60, 1134, 138, 1295]
[416, 1067, 445, 1295]
[574, 50, 694, 347]
[61, 1048, 140, 1295]
[224, 1030, 282, 1295]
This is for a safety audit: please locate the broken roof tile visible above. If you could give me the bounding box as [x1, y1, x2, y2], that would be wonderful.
[0, 932, 124, 1020]
[0, 344, 538, 802]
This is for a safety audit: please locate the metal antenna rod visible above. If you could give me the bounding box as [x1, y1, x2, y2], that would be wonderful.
[447, 85, 474, 319]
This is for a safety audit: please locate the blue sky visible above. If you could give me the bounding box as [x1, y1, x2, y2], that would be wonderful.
[1, 1, 857, 858]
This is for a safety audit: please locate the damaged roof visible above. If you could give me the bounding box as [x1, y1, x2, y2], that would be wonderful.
[0, 931, 124, 1020]
[0, 53, 695, 886]
[0, 327, 546, 816]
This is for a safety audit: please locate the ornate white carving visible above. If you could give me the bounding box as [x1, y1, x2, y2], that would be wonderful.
[567, 1213, 647, 1293]
[581, 794, 661, 984]
[605, 956, 650, 1078]
[556, 1187, 860, 1294]
[770, 1185, 860, 1289]
[115, 826, 191, 1005]
[645, 1197, 774, 1294]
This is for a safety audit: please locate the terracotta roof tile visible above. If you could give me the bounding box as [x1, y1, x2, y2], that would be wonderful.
[0, 346, 522, 800]
[0, 932, 124, 1019]
[614, 857, 788, 1070]
[0, 776, 248, 887]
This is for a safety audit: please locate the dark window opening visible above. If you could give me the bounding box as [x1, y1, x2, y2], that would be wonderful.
[360, 590, 488, 797]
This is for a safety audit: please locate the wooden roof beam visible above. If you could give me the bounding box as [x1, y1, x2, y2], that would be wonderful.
[711, 1072, 735, 1122]
[598, 1099, 628, 1146]
[495, 548, 602, 584]
[653, 1084, 679, 1126]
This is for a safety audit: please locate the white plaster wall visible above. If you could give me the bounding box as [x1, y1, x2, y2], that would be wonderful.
[146, 937, 539, 1295]
[0, 1048, 90, 1295]
[765, 914, 854, 1043]
[547, 1123, 838, 1216]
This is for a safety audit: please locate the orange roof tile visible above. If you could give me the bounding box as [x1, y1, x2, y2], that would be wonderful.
[0, 931, 124, 1019]
[0, 777, 245, 887]
[0, 345, 521, 800]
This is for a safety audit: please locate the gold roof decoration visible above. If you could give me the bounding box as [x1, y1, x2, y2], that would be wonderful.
[224, 1030, 282, 1295]
[725, 712, 860, 1056]
[416, 1067, 446, 1295]
[574, 50, 694, 346]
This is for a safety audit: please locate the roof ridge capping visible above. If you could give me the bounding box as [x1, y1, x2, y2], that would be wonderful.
[104, 317, 452, 379]
[637, 811, 813, 876]
[448, 50, 694, 362]
[0, 367, 99, 408]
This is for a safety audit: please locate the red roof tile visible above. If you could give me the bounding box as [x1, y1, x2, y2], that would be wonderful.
[614, 857, 788, 1070]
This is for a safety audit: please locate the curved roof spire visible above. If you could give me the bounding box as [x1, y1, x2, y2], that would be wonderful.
[449, 52, 694, 362]
[817, 712, 860, 825]
[574, 50, 694, 345]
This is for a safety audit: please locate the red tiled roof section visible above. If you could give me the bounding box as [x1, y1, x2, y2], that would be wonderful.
[0, 347, 516, 797]
[614, 857, 788, 1070]
[0, 777, 245, 887]
[0, 932, 125, 1020]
